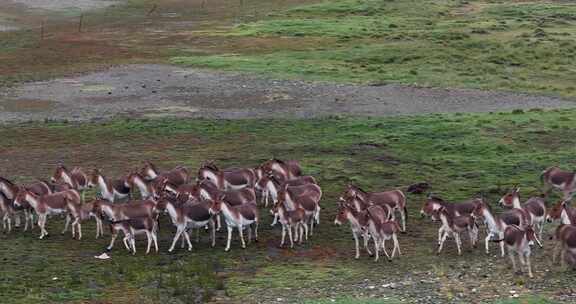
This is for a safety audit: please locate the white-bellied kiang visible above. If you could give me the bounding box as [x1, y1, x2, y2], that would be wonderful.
[471, 200, 528, 257]
[51, 164, 89, 201]
[547, 200, 576, 225]
[157, 196, 216, 252]
[125, 172, 163, 200]
[365, 210, 402, 262]
[432, 206, 478, 255]
[208, 195, 259, 251]
[167, 182, 201, 203]
[13, 187, 81, 239]
[420, 195, 483, 219]
[93, 199, 158, 222]
[277, 183, 322, 234]
[421, 195, 484, 246]
[40, 180, 73, 193]
[259, 159, 302, 181]
[106, 217, 158, 255]
[551, 224, 576, 269]
[334, 201, 372, 259]
[344, 184, 407, 232]
[0, 176, 51, 200]
[0, 176, 56, 230]
[66, 199, 104, 240]
[139, 161, 190, 186]
[197, 178, 257, 231]
[88, 169, 131, 203]
[499, 187, 547, 237]
[0, 192, 15, 233]
[197, 179, 256, 206]
[252, 166, 265, 184]
[197, 162, 256, 190]
[271, 201, 307, 248]
[334, 201, 391, 259]
[495, 225, 541, 278]
[541, 166, 576, 200]
[341, 194, 393, 221]
[255, 174, 317, 207]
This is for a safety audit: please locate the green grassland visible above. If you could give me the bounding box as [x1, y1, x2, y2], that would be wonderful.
[172, 0, 576, 97]
[1, 109, 575, 303]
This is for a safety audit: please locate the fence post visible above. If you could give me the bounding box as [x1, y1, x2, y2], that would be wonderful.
[40, 20, 45, 40]
[78, 13, 84, 33]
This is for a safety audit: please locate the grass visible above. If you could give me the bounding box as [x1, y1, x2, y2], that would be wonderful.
[171, 0, 576, 97]
[1, 109, 576, 303]
[304, 296, 556, 304]
[0, 0, 319, 87]
[4, 0, 576, 97]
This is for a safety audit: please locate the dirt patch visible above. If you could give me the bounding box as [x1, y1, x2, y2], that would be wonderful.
[6, 0, 122, 11]
[285, 246, 340, 260]
[0, 64, 575, 124]
[0, 98, 55, 112]
[0, 24, 18, 31]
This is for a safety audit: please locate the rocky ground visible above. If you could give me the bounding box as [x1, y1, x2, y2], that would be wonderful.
[1, 64, 574, 124]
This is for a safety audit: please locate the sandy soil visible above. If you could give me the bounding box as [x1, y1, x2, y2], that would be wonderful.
[1, 64, 574, 124]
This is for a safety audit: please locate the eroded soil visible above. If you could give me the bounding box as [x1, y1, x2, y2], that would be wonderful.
[1, 64, 575, 124]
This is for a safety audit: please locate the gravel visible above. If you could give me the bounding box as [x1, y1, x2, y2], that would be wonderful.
[0, 64, 574, 124]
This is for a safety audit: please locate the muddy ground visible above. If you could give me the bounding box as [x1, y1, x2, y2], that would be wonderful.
[1, 64, 575, 124]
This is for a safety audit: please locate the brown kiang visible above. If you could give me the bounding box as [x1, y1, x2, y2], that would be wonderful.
[344, 184, 407, 232]
[432, 205, 478, 256]
[88, 169, 131, 203]
[499, 187, 547, 238]
[13, 187, 81, 239]
[541, 166, 576, 200]
[471, 199, 529, 257]
[208, 195, 259, 252]
[156, 195, 216, 252]
[334, 201, 400, 261]
[197, 161, 256, 190]
[140, 161, 190, 187]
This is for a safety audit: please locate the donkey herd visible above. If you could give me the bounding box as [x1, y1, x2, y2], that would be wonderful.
[1, 160, 576, 279]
